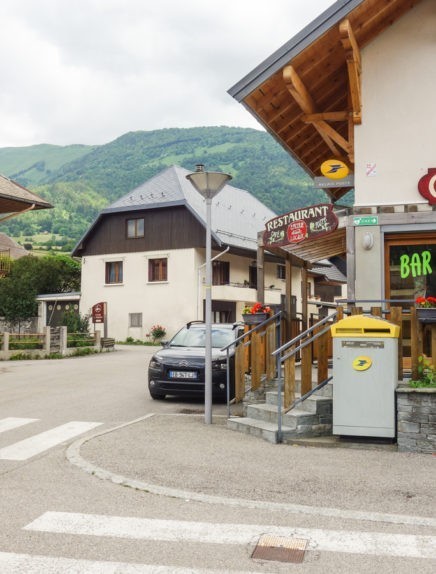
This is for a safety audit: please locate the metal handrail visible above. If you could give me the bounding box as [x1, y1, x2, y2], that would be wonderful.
[273, 312, 339, 442]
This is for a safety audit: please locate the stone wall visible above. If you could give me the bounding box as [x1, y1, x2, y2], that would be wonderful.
[396, 386, 436, 454]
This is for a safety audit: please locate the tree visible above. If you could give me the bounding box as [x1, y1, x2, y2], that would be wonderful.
[0, 254, 81, 330]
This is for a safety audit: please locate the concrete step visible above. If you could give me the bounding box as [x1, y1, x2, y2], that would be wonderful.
[227, 416, 332, 443]
[244, 402, 321, 428]
[227, 417, 294, 444]
[265, 391, 332, 415]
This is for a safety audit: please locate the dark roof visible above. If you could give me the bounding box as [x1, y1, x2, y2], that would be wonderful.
[228, 0, 421, 201]
[74, 165, 276, 254]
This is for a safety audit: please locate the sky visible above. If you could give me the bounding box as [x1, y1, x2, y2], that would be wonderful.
[0, 0, 334, 148]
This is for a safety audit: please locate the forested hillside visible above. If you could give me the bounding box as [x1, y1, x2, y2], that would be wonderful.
[0, 126, 337, 249]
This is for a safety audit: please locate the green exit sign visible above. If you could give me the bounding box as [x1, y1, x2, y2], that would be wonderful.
[353, 216, 379, 226]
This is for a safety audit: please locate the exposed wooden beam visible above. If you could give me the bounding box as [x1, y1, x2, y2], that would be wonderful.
[340, 19, 362, 125]
[302, 111, 349, 122]
[283, 65, 344, 158]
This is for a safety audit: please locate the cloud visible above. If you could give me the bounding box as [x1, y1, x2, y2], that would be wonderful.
[0, 0, 333, 146]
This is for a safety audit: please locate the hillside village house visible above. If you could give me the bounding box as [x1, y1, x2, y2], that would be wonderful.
[229, 0, 436, 363]
[0, 174, 52, 276]
[72, 165, 345, 342]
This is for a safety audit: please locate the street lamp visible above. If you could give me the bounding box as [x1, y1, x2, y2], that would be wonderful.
[186, 164, 232, 424]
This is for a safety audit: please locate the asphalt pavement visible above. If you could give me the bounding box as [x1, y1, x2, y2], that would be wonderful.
[72, 404, 436, 526]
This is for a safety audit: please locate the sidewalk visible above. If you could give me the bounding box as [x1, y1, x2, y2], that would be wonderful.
[72, 411, 436, 523]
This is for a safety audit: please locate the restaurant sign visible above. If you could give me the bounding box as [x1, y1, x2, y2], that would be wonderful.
[264, 203, 338, 248]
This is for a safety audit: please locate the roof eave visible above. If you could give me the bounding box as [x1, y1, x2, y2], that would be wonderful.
[228, 0, 362, 102]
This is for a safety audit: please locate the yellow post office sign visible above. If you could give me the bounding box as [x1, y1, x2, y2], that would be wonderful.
[321, 159, 349, 180]
[352, 356, 372, 371]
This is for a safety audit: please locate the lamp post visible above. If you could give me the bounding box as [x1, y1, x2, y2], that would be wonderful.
[186, 164, 232, 424]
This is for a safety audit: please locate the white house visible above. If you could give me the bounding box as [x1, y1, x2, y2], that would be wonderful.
[73, 165, 327, 341]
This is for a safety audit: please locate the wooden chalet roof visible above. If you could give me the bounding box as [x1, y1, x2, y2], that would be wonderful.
[229, 0, 421, 202]
[0, 174, 52, 215]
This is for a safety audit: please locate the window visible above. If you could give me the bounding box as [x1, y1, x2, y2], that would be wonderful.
[105, 261, 123, 284]
[212, 261, 229, 285]
[277, 264, 286, 279]
[129, 313, 142, 327]
[149, 258, 167, 282]
[127, 218, 144, 238]
[385, 233, 436, 304]
[248, 265, 257, 289]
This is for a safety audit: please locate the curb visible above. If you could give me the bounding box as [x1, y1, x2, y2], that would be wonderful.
[66, 413, 436, 529]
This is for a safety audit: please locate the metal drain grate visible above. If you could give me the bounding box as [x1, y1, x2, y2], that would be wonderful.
[252, 534, 308, 564]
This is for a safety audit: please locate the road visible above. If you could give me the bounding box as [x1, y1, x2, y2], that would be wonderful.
[0, 344, 435, 572]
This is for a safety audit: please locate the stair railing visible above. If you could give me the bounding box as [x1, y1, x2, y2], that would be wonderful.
[272, 311, 339, 443]
[221, 310, 283, 417]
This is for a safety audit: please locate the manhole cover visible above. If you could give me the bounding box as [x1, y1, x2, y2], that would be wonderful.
[252, 534, 308, 564]
[178, 409, 204, 415]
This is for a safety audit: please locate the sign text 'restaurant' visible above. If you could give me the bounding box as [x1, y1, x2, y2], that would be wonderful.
[264, 204, 338, 247]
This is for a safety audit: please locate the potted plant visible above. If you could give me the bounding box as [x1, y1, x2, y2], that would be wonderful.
[241, 302, 272, 325]
[415, 296, 436, 324]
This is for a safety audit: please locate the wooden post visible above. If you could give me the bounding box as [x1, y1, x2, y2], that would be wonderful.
[390, 306, 403, 381]
[370, 306, 382, 317]
[251, 330, 261, 390]
[284, 353, 296, 409]
[431, 325, 436, 368]
[410, 307, 421, 380]
[265, 323, 276, 382]
[301, 264, 308, 331]
[256, 232, 265, 306]
[285, 256, 293, 340]
[301, 341, 312, 395]
[234, 344, 245, 402]
[317, 327, 330, 384]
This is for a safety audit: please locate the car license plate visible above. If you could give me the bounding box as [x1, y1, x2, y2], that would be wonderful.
[169, 370, 197, 379]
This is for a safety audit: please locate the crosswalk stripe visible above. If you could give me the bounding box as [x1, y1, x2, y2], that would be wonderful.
[0, 417, 38, 434]
[0, 422, 102, 461]
[24, 511, 436, 559]
[0, 551, 255, 574]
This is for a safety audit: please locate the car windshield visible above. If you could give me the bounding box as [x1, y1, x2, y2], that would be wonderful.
[169, 325, 235, 348]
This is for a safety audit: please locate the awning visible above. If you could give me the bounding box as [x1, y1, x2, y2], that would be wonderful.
[266, 227, 346, 264]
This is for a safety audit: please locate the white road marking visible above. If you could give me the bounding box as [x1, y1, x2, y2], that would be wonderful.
[0, 422, 102, 460]
[24, 511, 436, 560]
[0, 417, 38, 434]
[0, 551, 255, 574]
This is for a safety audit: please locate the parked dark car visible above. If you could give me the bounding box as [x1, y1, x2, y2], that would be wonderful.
[147, 321, 243, 400]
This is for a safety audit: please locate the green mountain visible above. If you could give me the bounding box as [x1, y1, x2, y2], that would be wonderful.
[0, 126, 343, 248]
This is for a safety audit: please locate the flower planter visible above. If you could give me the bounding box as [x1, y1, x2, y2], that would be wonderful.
[242, 312, 270, 325]
[416, 307, 436, 324]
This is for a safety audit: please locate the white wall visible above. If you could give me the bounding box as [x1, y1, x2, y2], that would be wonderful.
[80, 249, 199, 341]
[354, 0, 436, 207]
[80, 247, 287, 341]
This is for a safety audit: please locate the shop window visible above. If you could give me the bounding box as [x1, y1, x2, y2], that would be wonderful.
[212, 261, 229, 285]
[385, 234, 436, 305]
[105, 261, 123, 284]
[149, 258, 167, 282]
[127, 218, 144, 238]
